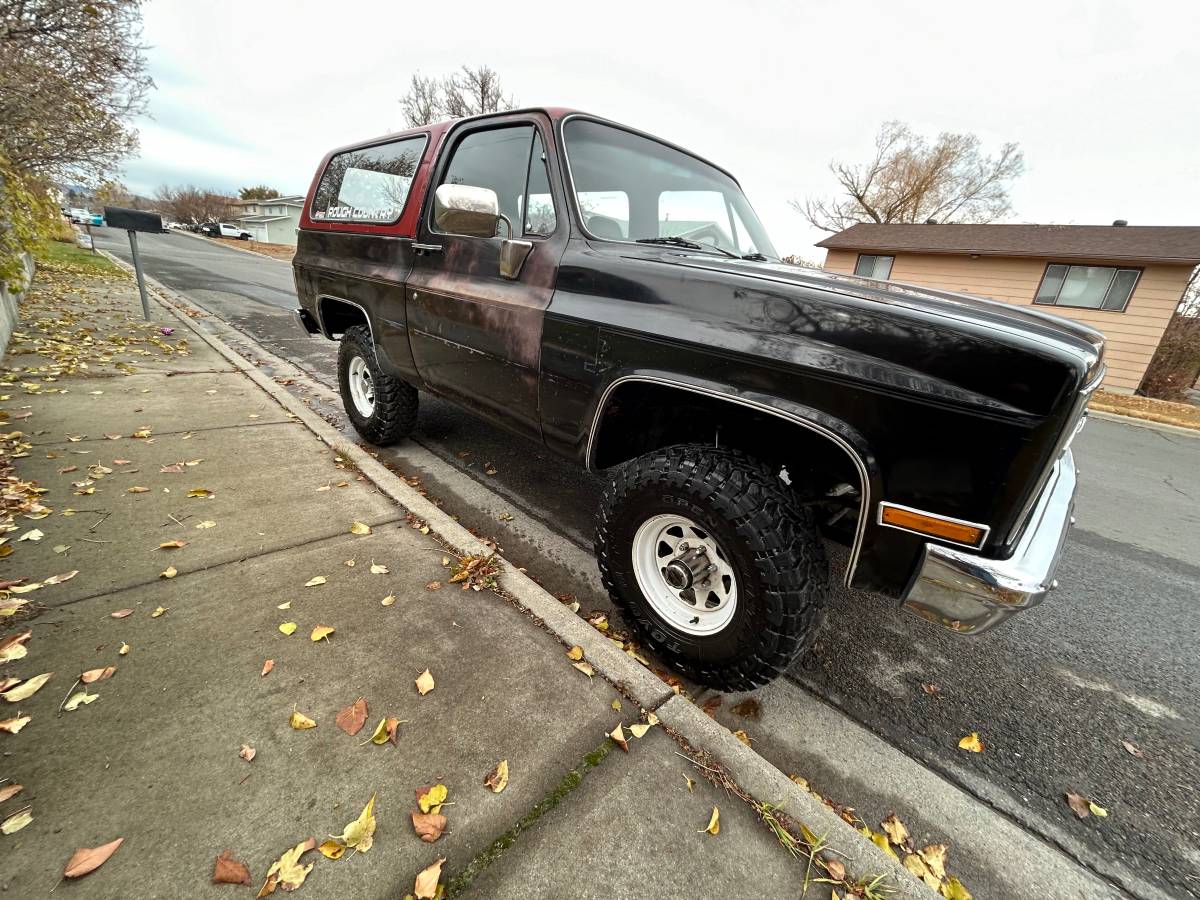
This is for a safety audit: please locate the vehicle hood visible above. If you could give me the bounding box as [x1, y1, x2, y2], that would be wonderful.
[661, 253, 1106, 377]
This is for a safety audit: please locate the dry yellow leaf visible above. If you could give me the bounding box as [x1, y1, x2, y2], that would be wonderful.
[310, 625, 335, 642]
[610, 722, 629, 752]
[381, 595, 396, 606]
[370, 562, 389, 574]
[278, 622, 297, 635]
[630, 722, 653, 738]
[350, 521, 371, 535]
[919, 844, 948, 881]
[304, 576, 326, 587]
[418, 784, 448, 814]
[0, 714, 31, 734]
[335, 793, 377, 853]
[684, 775, 695, 792]
[80, 666, 116, 684]
[187, 488, 213, 498]
[882, 813, 910, 847]
[196, 520, 215, 529]
[126, 486, 149, 494]
[484, 759, 509, 793]
[941, 877, 973, 900]
[414, 857, 445, 899]
[1089, 801, 1108, 818]
[151, 606, 167, 618]
[157, 539, 187, 550]
[258, 838, 316, 896]
[572, 661, 595, 678]
[867, 829, 898, 860]
[159, 566, 177, 579]
[958, 732, 984, 753]
[699, 806, 720, 835]
[318, 840, 345, 860]
[566, 646, 584, 661]
[732, 729, 752, 746]
[277, 601, 291, 609]
[2, 672, 52, 702]
[119, 642, 130, 656]
[289, 708, 317, 730]
[415, 669, 435, 695]
[611, 699, 622, 711]
[1, 808, 32, 835]
[64, 691, 97, 711]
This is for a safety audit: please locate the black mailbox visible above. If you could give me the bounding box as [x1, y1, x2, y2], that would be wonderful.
[103, 206, 163, 233]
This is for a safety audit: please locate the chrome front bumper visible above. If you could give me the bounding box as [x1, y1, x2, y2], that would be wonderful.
[902, 448, 1077, 634]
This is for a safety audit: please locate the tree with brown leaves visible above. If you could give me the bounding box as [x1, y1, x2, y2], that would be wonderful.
[796, 121, 1024, 232]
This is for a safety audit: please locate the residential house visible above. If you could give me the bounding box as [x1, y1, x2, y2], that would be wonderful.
[817, 223, 1200, 394]
[230, 195, 305, 246]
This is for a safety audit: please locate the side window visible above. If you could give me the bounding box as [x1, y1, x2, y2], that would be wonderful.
[578, 191, 629, 239]
[311, 135, 426, 224]
[523, 131, 557, 237]
[438, 125, 534, 235]
[854, 254, 894, 279]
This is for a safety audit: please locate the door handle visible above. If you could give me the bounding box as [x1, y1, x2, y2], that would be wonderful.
[413, 243, 443, 254]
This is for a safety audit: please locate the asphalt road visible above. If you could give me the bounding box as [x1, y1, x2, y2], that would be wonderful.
[95, 228, 1200, 897]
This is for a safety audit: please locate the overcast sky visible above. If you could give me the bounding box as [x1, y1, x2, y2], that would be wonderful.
[121, 0, 1200, 260]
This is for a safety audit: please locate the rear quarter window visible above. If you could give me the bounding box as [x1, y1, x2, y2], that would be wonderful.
[311, 135, 428, 225]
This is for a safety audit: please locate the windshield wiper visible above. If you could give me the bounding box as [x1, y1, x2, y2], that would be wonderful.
[740, 252, 770, 261]
[636, 236, 739, 259]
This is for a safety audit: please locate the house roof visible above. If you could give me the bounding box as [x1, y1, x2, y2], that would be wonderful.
[232, 195, 304, 207]
[815, 223, 1200, 265]
[236, 214, 290, 223]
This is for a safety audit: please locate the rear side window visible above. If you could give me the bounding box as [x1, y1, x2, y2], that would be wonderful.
[311, 135, 427, 224]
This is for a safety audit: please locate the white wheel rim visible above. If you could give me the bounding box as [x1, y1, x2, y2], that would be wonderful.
[347, 355, 375, 417]
[631, 513, 738, 636]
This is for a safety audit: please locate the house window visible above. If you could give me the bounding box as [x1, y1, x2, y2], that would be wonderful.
[1034, 264, 1141, 312]
[855, 254, 894, 279]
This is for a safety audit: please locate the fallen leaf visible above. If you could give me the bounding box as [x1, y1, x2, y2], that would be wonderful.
[290, 708, 317, 730]
[919, 844, 948, 881]
[415, 669, 435, 695]
[196, 520, 215, 529]
[611, 699, 622, 712]
[0, 630, 32, 662]
[258, 837, 316, 896]
[350, 521, 371, 535]
[572, 661, 595, 678]
[159, 566, 177, 579]
[80, 666, 116, 684]
[213, 850, 251, 886]
[119, 642, 130, 656]
[414, 857, 445, 899]
[277, 601, 291, 609]
[369, 562, 389, 574]
[2, 672, 52, 702]
[922, 682, 941, 696]
[484, 759, 509, 793]
[732, 729, 753, 746]
[113, 459, 132, 466]
[317, 840, 345, 860]
[425, 581, 442, 591]
[17, 528, 43, 542]
[310, 624, 335, 642]
[344, 559, 355, 567]
[699, 806, 720, 835]
[0, 714, 31, 734]
[111, 609, 133, 618]
[126, 486, 150, 494]
[417, 784, 448, 814]
[64, 837, 124, 878]
[336, 794, 377, 852]
[367, 716, 403, 746]
[700, 695, 722, 718]
[684, 775, 695, 792]
[412, 811, 447, 844]
[278, 622, 297, 635]
[336, 697, 368, 735]
[957, 732, 984, 753]
[187, 488, 213, 498]
[566, 646, 584, 661]
[730, 697, 762, 719]
[867, 828, 898, 860]
[1, 808, 33, 834]
[610, 722, 629, 752]
[185, 458, 203, 466]
[630, 722, 653, 738]
[882, 813, 910, 848]
[261, 659, 274, 677]
[484, 463, 497, 476]
[0, 783, 21, 803]
[151, 606, 168, 617]
[941, 876, 973, 900]
[239, 744, 256, 762]
[381, 594, 396, 606]
[304, 576, 326, 587]
[157, 539, 188, 550]
[43, 570, 79, 586]
[1121, 740, 1146, 759]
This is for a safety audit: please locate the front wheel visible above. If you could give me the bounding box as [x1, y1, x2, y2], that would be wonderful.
[337, 325, 418, 446]
[596, 445, 828, 692]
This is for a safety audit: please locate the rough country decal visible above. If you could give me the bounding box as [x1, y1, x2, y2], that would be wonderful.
[314, 205, 400, 221]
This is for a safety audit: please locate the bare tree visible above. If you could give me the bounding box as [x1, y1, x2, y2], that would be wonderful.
[398, 65, 516, 127]
[795, 122, 1024, 232]
[0, 0, 153, 183]
[154, 185, 233, 225]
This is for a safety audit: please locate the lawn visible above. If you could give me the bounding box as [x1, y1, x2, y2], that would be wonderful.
[35, 238, 126, 276]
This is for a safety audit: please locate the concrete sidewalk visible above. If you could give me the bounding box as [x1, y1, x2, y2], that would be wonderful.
[0, 255, 932, 897]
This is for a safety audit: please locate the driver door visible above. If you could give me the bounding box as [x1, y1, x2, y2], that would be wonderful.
[406, 116, 568, 440]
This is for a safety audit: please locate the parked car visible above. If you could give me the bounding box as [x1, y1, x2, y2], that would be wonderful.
[67, 207, 91, 224]
[292, 108, 1104, 691]
[88, 212, 104, 227]
[201, 222, 252, 240]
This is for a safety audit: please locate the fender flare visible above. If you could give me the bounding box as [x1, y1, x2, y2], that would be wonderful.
[585, 371, 881, 588]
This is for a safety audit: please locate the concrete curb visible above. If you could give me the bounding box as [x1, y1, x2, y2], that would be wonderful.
[173, 226, 292, 264]
[1088, 408, 1200, 438]
[94, 248, 931, 897]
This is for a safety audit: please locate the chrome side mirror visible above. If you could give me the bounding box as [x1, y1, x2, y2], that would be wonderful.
[433, 183, 500, 238]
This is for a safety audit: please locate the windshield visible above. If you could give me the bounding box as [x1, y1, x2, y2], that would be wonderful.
[563, 119, 777, 259]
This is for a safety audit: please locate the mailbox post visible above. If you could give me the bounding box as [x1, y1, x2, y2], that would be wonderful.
[103, 207, 163, 321]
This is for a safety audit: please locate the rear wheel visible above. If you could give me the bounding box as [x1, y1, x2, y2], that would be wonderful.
[337, 325, 418, 446]
[596, 444, 828, 691]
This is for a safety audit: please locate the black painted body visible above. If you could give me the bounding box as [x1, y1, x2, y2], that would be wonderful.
[294, 110, 1104, 601]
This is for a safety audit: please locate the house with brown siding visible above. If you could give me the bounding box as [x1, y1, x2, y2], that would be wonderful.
[817, 223, 1200, 394]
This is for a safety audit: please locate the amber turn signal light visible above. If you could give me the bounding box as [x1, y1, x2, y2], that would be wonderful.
[880, 506, 985, 546]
